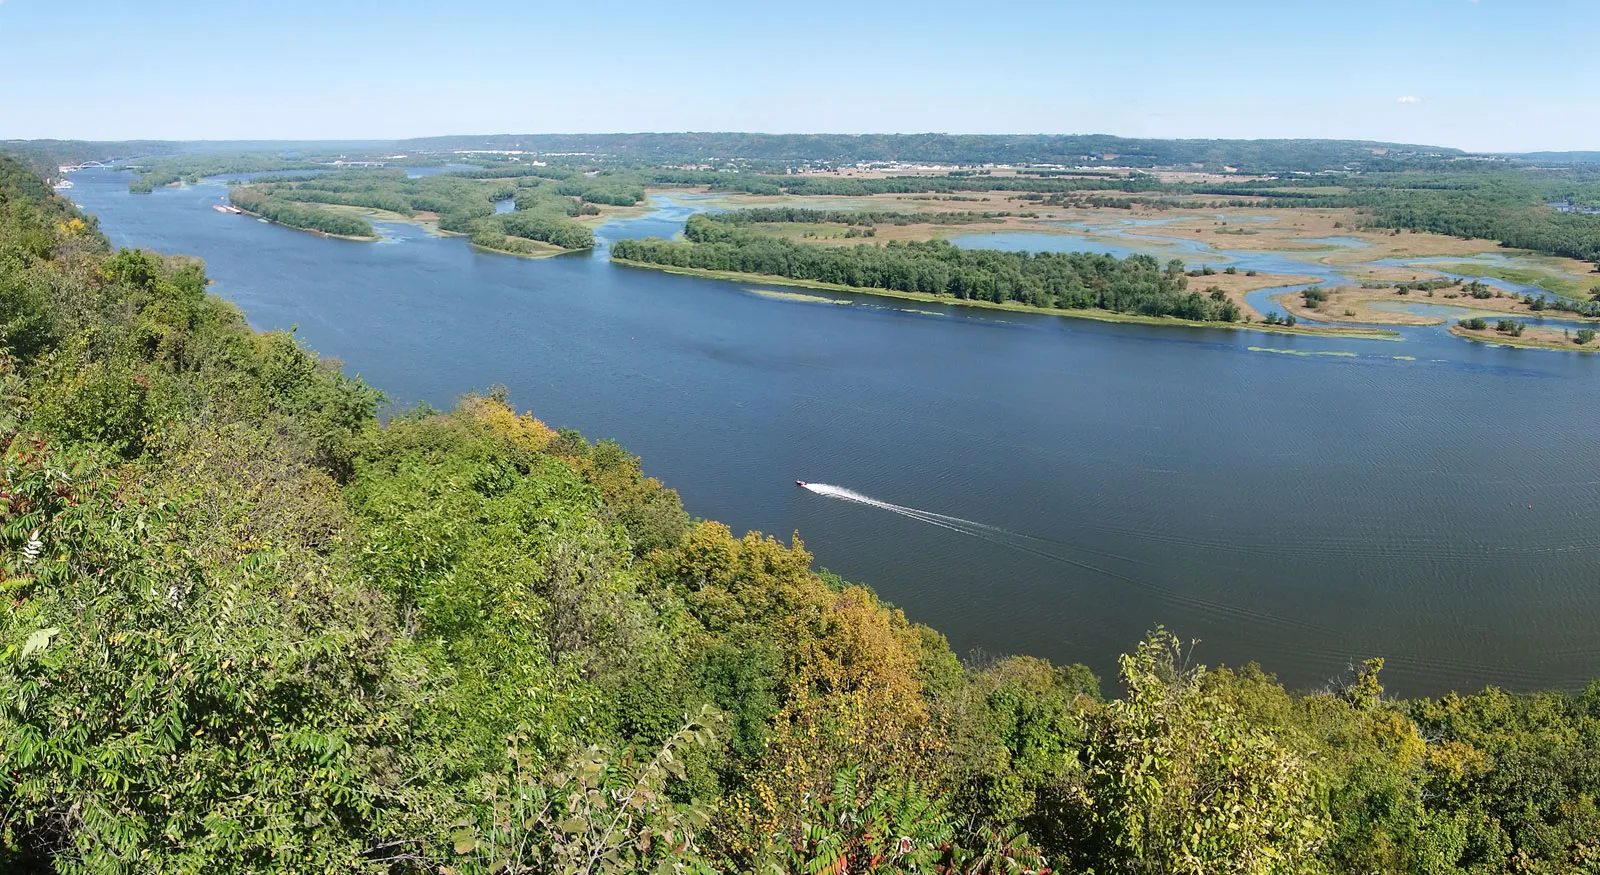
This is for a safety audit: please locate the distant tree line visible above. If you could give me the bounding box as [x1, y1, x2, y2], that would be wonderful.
[451, 165, 572, 181]
[395, 132, 1467, 172]
[125, 154, 324, 192]
[650, 171, 1162, 198]
[704, 208, 1015, 226]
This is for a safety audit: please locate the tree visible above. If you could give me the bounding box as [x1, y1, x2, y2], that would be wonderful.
[1067, 630, 1327, 875]
[450, 708, 726, 875]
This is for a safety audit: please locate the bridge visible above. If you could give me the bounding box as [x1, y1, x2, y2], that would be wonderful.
[58, 161, 117, 172]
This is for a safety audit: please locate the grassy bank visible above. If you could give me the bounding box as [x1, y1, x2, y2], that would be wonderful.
[1427, 260, 1597, 298]
[1448, 323, 1600, 352]
[611, 258, 1399, 339]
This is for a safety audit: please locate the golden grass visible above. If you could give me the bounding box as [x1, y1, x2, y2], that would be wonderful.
[1188, 271, 1325, 320]
[578, 200, 656, 224]
[1276, 284, 1600, 327]
[1449, 324, 1600, 352]
[1276, 287, 1443, 327]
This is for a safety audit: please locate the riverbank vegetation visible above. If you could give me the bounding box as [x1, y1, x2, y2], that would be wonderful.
[1450, 320, 1600, 351]
[227, 169, 601, 252]
[613, 214, 1246, 321]
[227, 185, 378, 238]
[7, 155, 1600, 874]
[1273, 276, 1600, 328]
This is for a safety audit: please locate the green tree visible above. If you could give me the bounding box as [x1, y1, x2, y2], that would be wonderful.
[1067, 630, 1327, 875]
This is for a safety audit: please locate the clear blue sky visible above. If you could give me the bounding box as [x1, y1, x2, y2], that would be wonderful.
[4, 0, 1593, 152]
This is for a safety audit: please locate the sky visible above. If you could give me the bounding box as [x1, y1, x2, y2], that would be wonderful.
[3, 0, 1595, 152]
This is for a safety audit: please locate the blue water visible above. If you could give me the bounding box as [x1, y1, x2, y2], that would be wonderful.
[66, 169, 1600, 695]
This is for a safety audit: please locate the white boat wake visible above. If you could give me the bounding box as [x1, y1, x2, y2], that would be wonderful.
[798, 482, 1330, 636]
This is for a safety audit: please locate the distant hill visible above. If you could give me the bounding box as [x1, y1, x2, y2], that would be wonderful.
[395, 132, 1462, 172]
[0, 139, 183, 176]
[5, 133, 1471, 174]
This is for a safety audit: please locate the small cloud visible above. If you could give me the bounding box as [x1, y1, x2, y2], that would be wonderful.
[1397, 96, 1422, 104]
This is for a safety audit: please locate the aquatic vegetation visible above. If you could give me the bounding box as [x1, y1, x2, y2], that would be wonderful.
[746, 288, 854, 304]
[1247, 346, 1361, 357]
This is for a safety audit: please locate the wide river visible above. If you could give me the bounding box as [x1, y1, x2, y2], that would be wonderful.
[67, 169, 1600, 695]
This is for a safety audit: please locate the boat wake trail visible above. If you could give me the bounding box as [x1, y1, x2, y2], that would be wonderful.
[799, 482, 1330, 636]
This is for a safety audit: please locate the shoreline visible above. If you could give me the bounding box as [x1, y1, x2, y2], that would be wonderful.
[230, 205, 379, 242]
[1271, 288, 1446, 327]
[1272, 283, 1600, 330]
[610, 258, 1400, 339]
[1427, 260, 1597, 298]
[469, 240, 572, 259]
[1447, 324, 1600, 353]
[235, 201, 585, 257]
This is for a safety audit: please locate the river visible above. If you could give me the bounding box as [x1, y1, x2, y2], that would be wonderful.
[65, 169, 1600, 695]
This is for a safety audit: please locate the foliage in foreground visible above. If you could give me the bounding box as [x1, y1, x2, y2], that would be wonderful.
[3, 153, 1600, 874]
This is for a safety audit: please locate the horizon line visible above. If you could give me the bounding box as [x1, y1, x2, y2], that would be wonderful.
[8, 131, 1594, 157]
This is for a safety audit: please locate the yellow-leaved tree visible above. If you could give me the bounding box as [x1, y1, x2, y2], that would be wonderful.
[1070, 629, 1328, 875]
